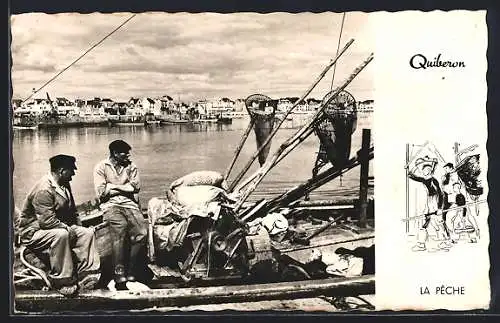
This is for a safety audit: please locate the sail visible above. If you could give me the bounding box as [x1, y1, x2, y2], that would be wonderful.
[314, 90, 358, 168]
[456, 153, 483, 197]
[245, 94, 277, 167]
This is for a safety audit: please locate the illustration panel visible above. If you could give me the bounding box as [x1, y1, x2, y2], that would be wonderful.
[373, 10, 489, 311]
[405, 142, 486, 252]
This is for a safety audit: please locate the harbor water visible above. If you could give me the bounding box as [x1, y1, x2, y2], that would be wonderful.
[12, 114, 373, 207]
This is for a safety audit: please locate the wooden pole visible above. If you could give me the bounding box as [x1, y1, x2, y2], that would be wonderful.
[233, 53, 374, 210]
[146, 217, 155, 262]
[358, 129, 370, 228]
[234, 121, 319, 192]
[454, 142, 460, 165]
[405, 143, 409, 233]
[404, 140, 429, 169]
[228, 39, 356, 191]
[402, 199, 487, 222]
[223, 118, 255, 181]
[14, 275, 375, 312]
[266, 147, 374, 213]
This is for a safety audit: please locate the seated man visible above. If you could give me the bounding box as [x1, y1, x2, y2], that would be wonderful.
[17, 155, 101, 296]
[94, 140, 148, 290]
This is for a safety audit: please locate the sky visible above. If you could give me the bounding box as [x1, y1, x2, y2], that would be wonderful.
[10, 12, 374, 102]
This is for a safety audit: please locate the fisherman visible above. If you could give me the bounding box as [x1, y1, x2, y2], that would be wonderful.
[408, 157, 450, 251]
[93, 140, 148, 290]
[17, 154, 101, 296]
[451, 182, 478, 243]
[440, 162, 457, 241]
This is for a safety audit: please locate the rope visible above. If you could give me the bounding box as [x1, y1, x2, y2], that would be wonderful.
[327, 12, 347, 186]
[330, 12, 347, 91]
[22, 13, 137, 103]
[18, 246, 52, 289]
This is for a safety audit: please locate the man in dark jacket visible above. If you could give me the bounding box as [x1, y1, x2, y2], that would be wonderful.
[408, 157, 450, 251]
[17, 155, 100, 296]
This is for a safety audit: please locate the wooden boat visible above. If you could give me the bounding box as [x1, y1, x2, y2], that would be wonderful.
[108, 115, 146, 126]
[194, 113, 233, 124]
[12, 114, 39, 129]
[162, 118, 191, 124]
[158, 112, 192, 124]
[15, 275, 374, 312]
[12, 193, 373, 282]
[13, 195, 374, 312]
[13, 125, 38, 130]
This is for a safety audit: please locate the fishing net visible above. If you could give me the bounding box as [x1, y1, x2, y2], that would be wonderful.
[456, 154, 483, 197]
[314, 90, 358, 169]
[245, 94, 278, 166]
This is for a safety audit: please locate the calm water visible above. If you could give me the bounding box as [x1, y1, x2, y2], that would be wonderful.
[12, 114, 373, 207]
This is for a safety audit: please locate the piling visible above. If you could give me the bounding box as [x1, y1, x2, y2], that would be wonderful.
[358, 129, 370, 228]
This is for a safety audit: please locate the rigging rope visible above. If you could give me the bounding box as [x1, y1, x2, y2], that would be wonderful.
[330, 12, 347, 91]
[328, 12, 347, 187]
[22, 13, 137, 103]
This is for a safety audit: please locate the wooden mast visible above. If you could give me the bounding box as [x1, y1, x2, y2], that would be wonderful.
[228, 39, 356, 191]
[405, 143, 410, 233]
[233, 53, 374, 211]
[358, 129, 371, 228]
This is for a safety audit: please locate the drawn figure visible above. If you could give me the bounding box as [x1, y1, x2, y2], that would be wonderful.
[405, 142, 486, 253]
[408, 157, 450, 251]
[440, 162, 458, 241]
[450, 183, 478, 243]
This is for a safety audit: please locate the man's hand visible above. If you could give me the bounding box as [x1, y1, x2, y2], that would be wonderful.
[103, 184, 114, 196]
[103, 186, 110, 197]
[64, 224, 77, 243]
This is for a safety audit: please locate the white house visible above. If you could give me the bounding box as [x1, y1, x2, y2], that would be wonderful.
[100, 98, 114, 109]
[357, 99, 374, 112]
[140, 97, 156, 114]
[24, 98, 53, 114]
[206, 97, 235, 116]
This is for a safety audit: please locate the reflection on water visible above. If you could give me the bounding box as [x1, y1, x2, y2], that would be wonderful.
[13, 114, 373, 206]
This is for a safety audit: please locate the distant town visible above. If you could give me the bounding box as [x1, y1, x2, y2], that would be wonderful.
[11, 93, 374, 129]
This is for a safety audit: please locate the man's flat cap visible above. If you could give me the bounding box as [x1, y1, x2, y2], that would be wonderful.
[109, 139, 132, 153]
[49, 154, 77, 170]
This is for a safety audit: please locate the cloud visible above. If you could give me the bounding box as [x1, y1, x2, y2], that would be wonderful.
[10, 12, 374, 101]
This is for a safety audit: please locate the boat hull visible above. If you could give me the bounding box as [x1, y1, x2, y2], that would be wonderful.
[14, 275, 374, 312]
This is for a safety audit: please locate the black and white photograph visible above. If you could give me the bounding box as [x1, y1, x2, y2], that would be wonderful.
[10, 12, 375, 313]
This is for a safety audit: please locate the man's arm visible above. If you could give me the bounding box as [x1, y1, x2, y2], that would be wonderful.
[408, 170, 425, 183]
[108, 166, 140, 193]
[93, 162, 108, 201]
[107, 183, 137, 193]
[32, 190, 69, 230]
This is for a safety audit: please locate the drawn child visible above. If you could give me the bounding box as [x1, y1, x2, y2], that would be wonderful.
[451, 182, 478, 243]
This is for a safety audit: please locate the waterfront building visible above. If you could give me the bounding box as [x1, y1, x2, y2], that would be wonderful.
[357, 99, 374, 112]
[12, 99, 23, 109]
